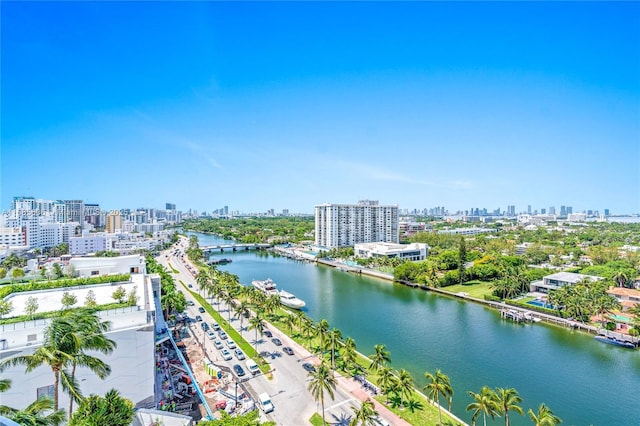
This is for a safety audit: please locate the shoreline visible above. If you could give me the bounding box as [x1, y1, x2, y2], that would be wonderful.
[272, 246, 639, 345]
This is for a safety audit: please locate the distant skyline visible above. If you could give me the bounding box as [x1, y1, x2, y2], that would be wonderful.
[2, 2, 639, 214]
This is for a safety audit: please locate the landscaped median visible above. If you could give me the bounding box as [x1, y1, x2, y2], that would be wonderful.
[179, 280, 271, 375]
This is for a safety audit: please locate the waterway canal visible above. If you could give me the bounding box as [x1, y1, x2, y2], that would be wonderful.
[189, 232, 640, 425]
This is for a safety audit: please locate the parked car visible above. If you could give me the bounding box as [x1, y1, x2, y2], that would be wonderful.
[207, 330, 216, 339]
[226, 340, 237, 349]
[233, 364, 246, 377]
[282, 347, 294, 356]
[211, 322, 221, 331]
[198, 307, 205, 313]
[234, 349, 246, 360]
[195, 315, 202, 322]
[187, 301, 195, 306]
[218, 330, 228, 340]
[271, 338, 282, 346]
[220, 349, 232, 361]
[214, 340, 223, 349]
[302, 363, 316, 373]
[201, 322, 209, 331]
[264, 330, 273, 338]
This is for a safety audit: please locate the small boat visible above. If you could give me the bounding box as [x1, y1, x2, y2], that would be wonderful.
[252, 278, 279, 296]
[279, 290, 306, 310]
[594, 334, 636, 349]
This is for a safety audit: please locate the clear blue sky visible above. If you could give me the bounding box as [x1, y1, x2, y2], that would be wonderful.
[2, 2, 639, 214]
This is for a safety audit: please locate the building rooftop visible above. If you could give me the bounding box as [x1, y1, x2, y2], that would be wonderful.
[544, 271, 601, 283]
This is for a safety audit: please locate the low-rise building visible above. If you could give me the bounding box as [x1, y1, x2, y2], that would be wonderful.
[607, 287, 640, 311]
[530, 271, 602, 293]
[0, 273, 159, 411]
[69, 254, 146, 277]
[70, 234, 107, 255]
[354, 242, 428, 261]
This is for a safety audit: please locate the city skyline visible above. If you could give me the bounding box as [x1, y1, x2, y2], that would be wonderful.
[2, 2, 639, 214]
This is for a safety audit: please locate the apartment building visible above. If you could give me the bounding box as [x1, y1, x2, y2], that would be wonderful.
[315, 200, 399, 249]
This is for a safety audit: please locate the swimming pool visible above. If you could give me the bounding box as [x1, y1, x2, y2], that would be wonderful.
[609, 314, 632, 322]
[526, 299, 554, 309]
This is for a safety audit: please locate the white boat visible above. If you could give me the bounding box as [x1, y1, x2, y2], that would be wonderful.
[252, 278, 278, 296]
[279, 290, 306, 310]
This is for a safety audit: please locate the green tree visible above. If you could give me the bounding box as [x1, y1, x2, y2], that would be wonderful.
[377, 366, 398, 400]
[0, 299, 14, 319]
[25, 295, 39, 319]
[0, 267, 7, 279]
[111, 286, 127, 304]
[11, 268, 25, 282]
[466, 386, 500, 426]
[197, 410, 275, 425]
[368, 344, 391, 372]
[349, 399, 379, 426]
[527, 403, 562, 426]
[68, 388, 134, 426]
[493, 387, 523, 426]
[61, 310, 116, 415]
[0, 316, 81, 410]
[61, 291, 78, 310]
[424, 369, 453, 425]
[85, 290, 97, 307]
[458, 237, 467, 283]
[248, 314, 265, 347]
[2, 396, 66, 426]
[126, 286, 139, 306]
[307, 361, 336, 426]
[395, 368, 415, 407]
[52, 263, 64, 279]
[340, 337, 358, 373]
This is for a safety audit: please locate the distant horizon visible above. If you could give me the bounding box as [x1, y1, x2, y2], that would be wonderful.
[2, 193, 636, 217]
[2, 2, 638, 214]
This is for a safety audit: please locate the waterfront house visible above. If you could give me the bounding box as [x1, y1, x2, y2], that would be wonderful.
[529, 271, 602, 293]
[607, 287, 640, 311]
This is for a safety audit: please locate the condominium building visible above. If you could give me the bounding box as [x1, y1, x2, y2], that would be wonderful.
[106, 211, 123, 233]
[315, 200, 399, 249]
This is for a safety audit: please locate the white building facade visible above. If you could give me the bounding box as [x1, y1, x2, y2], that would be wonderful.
[354, 242, 428, 261]
[315, 200, 399, 249]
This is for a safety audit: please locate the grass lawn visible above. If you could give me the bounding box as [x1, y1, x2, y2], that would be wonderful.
[309, 413, 327, 426]
[440, 281, 494, 299]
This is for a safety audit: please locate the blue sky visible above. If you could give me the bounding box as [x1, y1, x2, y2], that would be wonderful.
[2, 2, 639, 214]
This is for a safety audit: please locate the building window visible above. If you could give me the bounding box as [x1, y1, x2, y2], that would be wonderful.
[37, 384, 55, 400]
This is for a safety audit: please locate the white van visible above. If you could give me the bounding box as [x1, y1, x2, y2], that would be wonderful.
[258, 392, 274, 413]
[245, 359, 260, 375]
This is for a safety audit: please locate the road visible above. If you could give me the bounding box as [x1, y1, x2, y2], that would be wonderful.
[157, 238, 373, 426]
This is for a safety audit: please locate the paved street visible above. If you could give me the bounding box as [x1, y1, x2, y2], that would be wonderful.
[156, 239, 401, 425]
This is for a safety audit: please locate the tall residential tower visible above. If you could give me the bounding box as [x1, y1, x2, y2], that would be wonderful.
[315, 200, 399, 249]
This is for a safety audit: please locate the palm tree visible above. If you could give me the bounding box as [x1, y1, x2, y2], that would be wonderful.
[0, 316, 82, 410]
[195, 270, 210, 297]
[248, 315, 265, 346]
[528, 403, 562, 426]
[424, 369, 453, 425]
[307, 361, 337, 425]
[395, 369, 415, 407]
[327, 328, 343, 369]
[340, 337, 358, 373]
[301, 317, 315, 347]
[316, 319, 330, 352]
[368, 344, 391, 372]
[5, 397, 66, 426]
[349, 399, 379, 426]
[466, 386, 500, 426]
[377, 366, 398, 400]
[493, 387, 523, 426]
[235, 300, 251, 331]
[613, 270, 629, 288]
[283, 313, 297, 334]
[62, 310, 116, 415]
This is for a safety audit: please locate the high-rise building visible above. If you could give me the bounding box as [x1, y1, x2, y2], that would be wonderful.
[604, 209, 610, 216]
[64, 200, 85, 228]
[549, 206, 556, 215]
[106, 211, 123, 233]
[165, 203, 176, 210]
[315, 200, 399, 248]
[527, 205, 532, 214]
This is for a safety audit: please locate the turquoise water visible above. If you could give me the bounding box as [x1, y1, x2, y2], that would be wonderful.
[610, 314, 631, 322]
[526, 299, 554, 309]
[187, 232, 640, 425]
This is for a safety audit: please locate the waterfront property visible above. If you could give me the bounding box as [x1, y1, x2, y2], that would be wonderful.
[529, 271, 602, 293]
[69, 253, 146, 277]
[354, 242, 428, 261]
[314, 200, 399, 248]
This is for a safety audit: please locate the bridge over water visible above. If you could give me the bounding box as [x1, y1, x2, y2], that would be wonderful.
[201, 243, 271, 253]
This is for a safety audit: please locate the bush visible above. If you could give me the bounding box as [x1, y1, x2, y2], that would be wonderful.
[0, 274, 131, 299]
